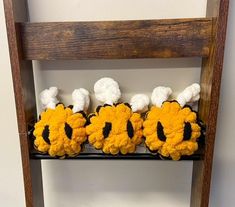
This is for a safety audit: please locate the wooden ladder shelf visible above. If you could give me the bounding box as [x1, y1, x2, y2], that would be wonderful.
[3, 0, 229, 207]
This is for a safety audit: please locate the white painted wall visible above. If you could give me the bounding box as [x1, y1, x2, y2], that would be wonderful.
[0, 0, 234, 207]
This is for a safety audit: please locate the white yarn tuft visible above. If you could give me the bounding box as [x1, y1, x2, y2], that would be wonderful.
[130, 94, 149, 113]
[72, 88, 90, 113]
[40, 87, 59, 109]
[151, 86, 172, 107]
[94, 77, 121, 105]
[176, 83, 200, 107]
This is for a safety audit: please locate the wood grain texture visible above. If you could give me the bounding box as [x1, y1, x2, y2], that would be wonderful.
[191, 0, 229, 207]
[19, 18, 212, 60]
[3, 0, 44, 206]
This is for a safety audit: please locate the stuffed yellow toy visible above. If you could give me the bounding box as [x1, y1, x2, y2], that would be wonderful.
[33, 87, 90, 158]
[143, 84, 202, 160]
[86, 78, 149, 155]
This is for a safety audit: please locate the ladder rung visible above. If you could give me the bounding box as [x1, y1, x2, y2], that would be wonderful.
[18, 18, 212, 60]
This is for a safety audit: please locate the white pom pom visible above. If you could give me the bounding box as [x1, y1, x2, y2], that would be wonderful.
[151, 87, 172, 107]
[94, 77, 121, 105]
[176, 83, 200, 107]
[40, 87, 59, 109]
[72, 88, 90, 113]
[130, 94, 150, 113]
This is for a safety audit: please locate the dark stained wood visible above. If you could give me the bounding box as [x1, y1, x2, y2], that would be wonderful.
[3, 0, 44, 206]
[191, 0, 229, 207]
[19, 18, 212, 60]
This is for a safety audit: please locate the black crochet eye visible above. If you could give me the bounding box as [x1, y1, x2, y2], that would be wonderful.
[183, 122, 192, 141]
[65, 123, 73, 139]
[127, 120, 134, 138]
[157, 121, 166, 142]
[42, 125, 50, 144]
[103, 122, 112, 138]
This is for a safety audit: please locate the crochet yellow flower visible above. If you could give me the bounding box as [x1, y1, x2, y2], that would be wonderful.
[33, 104, 87, 157]
[143, 101, 201, 160]
[86, 103, 143, 155]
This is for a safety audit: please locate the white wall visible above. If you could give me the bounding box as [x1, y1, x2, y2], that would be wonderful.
[0, 0, 234, 207]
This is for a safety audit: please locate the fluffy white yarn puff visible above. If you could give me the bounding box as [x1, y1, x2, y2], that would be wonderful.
[130, 94, 149, 113]
[72, 88, 90, 113]
[40, 87, 59, 109]
[94, 77, 121, 105]
[177, 83, 200, 107]
[151, 86, 172, 107]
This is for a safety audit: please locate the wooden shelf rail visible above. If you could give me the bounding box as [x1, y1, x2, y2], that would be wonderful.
[19, 18, 212, 60]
